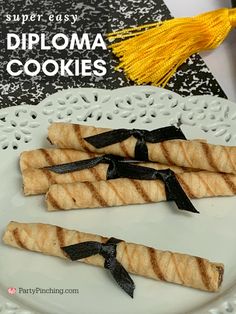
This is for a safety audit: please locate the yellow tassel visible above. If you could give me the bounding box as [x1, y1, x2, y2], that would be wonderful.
[107, 8, 236, 87]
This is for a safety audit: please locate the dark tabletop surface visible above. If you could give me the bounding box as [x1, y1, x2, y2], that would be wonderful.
[0, 0, 227, 108]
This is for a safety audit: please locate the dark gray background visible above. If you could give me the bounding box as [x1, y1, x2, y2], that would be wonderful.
[0, 0, 226, 108]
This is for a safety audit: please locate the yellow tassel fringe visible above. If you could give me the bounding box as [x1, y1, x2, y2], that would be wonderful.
[107, 8, 236, 87]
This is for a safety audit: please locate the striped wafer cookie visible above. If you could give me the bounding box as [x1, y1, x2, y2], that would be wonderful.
[2, 221, 224, 292]
[47, 123, 236, 174]
[45, 171, 236, 211]
[20, 148, 100, 172]
[22, 162, 186, 195]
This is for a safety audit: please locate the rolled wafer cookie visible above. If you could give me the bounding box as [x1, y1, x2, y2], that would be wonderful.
[46, 171, 236, 211]
[3, 221, 224, 292]
[20, 148, 100, 172]
[48, 123, 236, 174]
[22, 162, 186, 195]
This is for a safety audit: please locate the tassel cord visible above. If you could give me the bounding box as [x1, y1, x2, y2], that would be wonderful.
[107, 8, 236, 86]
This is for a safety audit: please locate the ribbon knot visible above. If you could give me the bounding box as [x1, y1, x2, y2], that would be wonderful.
[130, 129, 148, 160]
[131, 129, 146, 139]
[62, 237, 135, 298]
[100, 239, 118, 270]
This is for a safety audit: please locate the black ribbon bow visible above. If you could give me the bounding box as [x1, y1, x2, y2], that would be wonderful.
[113, 163, 199, 213]
[61, 237, 135, 298]
[46, 156, 198, 213]
[84, 126, 186, 160]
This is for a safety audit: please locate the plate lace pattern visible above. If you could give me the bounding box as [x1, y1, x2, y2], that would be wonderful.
[0, 86, 235, 314]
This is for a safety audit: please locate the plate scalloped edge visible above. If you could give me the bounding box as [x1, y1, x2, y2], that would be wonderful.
[0, 86, 236, 314]
[0, 86, 235, 153]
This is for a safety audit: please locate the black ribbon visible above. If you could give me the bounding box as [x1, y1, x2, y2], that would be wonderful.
[113, 163, 199, 213]
[61, 237, 135, 298]
[45, 154, 125, 179]
[84, 126, 186, 160]
[46, 156, 198, 213]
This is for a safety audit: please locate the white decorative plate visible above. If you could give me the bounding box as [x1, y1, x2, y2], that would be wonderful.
[0, 86, 236, 314]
